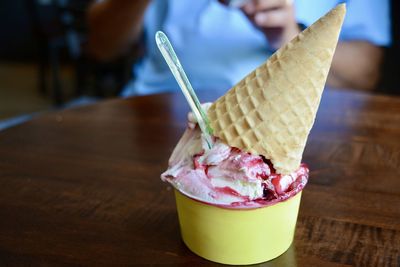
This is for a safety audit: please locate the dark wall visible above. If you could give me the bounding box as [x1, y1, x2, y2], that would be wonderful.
[380, 0, 399, 94]
[0, 1, 38, 61]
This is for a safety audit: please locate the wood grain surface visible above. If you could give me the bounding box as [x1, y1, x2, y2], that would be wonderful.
[0, 88, 399, 266]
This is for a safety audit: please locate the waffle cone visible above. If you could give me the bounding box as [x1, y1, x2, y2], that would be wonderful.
[207, 4, 346, 174]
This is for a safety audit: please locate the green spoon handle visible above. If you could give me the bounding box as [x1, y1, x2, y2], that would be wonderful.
[155, 31, 214, 149]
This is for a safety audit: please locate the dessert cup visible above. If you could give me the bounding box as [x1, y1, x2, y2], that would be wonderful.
[163, 5, 346, 264]
[174, 189, 303, 265]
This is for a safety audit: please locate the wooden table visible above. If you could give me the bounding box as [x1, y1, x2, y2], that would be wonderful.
[0, 88, 399, 266]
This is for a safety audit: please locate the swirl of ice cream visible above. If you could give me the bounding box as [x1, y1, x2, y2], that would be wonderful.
[161, 107, 309, 208]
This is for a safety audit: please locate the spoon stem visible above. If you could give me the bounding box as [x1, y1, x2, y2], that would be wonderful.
[155, 31, 214, 149]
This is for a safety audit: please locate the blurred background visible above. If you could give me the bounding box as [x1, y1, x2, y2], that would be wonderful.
[0, 0, 398, 128]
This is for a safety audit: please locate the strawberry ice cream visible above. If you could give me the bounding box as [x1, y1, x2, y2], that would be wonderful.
[159, 4, 345, 264]
[161, 126, 308, 208]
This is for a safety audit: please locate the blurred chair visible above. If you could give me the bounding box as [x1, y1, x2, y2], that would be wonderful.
[26, 0, 137, 106]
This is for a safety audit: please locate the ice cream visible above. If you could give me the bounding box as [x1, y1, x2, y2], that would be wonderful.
[160, 4, 346, 265]
[161, 122, 309, 208]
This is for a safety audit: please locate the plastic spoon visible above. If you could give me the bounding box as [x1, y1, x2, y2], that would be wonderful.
[155, 31, 214, 149]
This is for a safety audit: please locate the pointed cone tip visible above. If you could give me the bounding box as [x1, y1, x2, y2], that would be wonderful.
[333, 3, 346, 16]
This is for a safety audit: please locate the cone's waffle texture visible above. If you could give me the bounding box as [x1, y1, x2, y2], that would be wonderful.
[207, 4, 346, 174]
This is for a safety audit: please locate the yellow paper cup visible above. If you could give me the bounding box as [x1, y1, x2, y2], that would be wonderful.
[174, 190, 302, 265]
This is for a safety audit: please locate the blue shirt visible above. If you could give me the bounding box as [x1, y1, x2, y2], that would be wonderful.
[122, 0, 391, 96]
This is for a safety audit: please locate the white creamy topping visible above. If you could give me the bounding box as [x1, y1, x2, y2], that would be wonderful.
[211, 177, 263, 200]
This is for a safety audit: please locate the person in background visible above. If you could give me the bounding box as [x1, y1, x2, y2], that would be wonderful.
[87, 0, 391, 96]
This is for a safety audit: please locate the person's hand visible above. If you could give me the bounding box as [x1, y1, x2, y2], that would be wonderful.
[241, 0, 300, 50]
